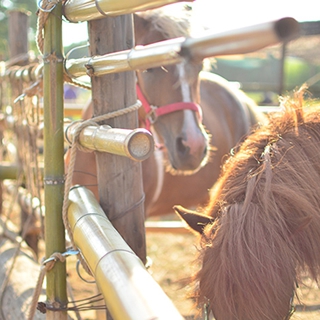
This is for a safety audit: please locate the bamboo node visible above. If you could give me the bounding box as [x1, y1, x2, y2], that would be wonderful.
[36, 300, 67, 313]
[43, 52, 62, 64]
[43, 176, 65, 185]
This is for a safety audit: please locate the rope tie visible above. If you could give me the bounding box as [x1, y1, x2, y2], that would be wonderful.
[62, 101, 142, 277]
[36, 0, 62, 55]
[27, 252, 66, 320]
[36, 0, 91, 91]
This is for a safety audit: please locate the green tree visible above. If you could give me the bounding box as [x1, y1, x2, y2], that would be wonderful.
[0, 0, 37, 59]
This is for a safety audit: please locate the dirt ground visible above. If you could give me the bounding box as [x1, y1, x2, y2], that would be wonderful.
[2, 189, 320, 320]
[65, 229, 320, 320]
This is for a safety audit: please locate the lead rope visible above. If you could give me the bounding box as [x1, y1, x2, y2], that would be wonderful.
[27, 252, 66, 320]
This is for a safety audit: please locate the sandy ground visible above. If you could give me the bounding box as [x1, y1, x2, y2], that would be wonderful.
[66, 231, 320, 320]
[2, 190, 320, 320]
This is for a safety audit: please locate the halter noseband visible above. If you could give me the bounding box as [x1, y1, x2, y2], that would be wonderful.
[136, 84, 203, 131]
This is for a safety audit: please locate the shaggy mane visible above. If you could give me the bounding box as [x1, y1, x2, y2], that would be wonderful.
[193, 86, 320, 320]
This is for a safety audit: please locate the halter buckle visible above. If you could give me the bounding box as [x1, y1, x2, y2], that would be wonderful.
[146, 105, 158, 124]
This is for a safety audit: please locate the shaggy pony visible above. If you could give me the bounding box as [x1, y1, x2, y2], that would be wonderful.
[174, 86, 320, 320]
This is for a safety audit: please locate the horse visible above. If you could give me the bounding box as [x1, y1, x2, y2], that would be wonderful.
[174, 87, 320, 320]
[66, 4, 267, 218]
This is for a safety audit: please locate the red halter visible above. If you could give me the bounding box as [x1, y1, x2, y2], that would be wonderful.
[136, 84, 203, 131]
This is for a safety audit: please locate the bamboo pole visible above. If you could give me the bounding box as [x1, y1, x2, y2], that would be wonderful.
[63, 0, 192, 23]
[65, 122, 154, 161]
[65, 17, 300, 79]
[68, 186, 184, 320]
[65, 37, 182, 77]
[4, 18, 299, 86]
[42, 3, 67, 319]
[0, 162, 17, 180]
[180, 17, 300, 60]
[3, 64, 43, 83]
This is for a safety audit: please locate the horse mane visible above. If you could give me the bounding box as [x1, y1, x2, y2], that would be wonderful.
[136, 3, 197, 39]
[194, 86, 320, 319]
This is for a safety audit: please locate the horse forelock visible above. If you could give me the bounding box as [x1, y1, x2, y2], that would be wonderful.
[136, 4, 204, 90]
[211, 89, 320, 217]
[136, 3, 197, 40]
[192, 88, 320, 320]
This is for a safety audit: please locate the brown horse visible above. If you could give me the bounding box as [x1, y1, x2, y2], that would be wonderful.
[66, 4, 266, 217]
[174, 87, 320, 320]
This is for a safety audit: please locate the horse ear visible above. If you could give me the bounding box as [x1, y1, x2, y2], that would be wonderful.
[173, 205, 214, 235]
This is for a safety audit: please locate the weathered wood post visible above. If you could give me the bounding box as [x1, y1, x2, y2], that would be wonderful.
[88, 15, 147, 319]
[8, 10, 29, 61]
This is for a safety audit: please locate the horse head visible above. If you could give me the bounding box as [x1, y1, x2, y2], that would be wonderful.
[173, 90, 320, 320]
[133, 6, 209, 174]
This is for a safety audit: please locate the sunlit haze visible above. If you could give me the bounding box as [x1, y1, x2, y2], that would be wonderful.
[62, 0, 319, 46]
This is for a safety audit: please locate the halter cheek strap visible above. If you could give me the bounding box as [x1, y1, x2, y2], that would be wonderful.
[136, 84, 203, 131]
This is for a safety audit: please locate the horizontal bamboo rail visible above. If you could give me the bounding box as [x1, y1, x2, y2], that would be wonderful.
[67, 185, 184, 320]
[63, 0, 193, 23]
[65, 122, 154, 161]
[0, 162, 18, 180]
[1, 18, 299, 87]
[180, 17, 299, 59]
[65, 17, 300, 78]
[4, 182, 194, 236]
[2, 112, 154, 161]
[1, 63, 43, 82]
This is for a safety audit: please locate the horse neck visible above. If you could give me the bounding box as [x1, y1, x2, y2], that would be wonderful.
[200, 72, 259, 144]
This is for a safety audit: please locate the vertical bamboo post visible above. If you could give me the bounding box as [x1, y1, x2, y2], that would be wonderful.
[42, 3, 67, 320]
[88, 15, 147, 319]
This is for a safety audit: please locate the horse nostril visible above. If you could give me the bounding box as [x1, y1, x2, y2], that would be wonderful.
[176, 137, 190, 157]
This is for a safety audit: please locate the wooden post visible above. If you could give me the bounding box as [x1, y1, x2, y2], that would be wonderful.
[8, 10, 29, 61]
[88, 15, 147, 319]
